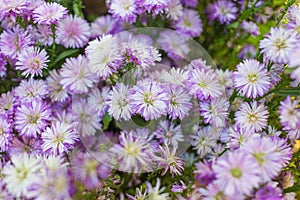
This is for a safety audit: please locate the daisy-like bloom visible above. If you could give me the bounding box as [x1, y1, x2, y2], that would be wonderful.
[269, 63, 283, 86]
[87, 87, 110, 118]
[186, 68, 223, 100]
[14, 78, 48, 102]
[41, 121, 78, 155]
[160, 68, 189, 86]
[235, 101, 269, 132]
[167, 84, 192, 120]
[0, 0, 28, 22]
[16, 46, 49, 77]
[279, 96, 300, 131]
[46, 69, 69, 102]
[207, 0, 238, 24]
[0, 117, 12, 152]
[9, 136, 43, 155]
[106, 83, 132, 121]
[213, 150, 261, 196]
[238, 44, 257, 60]
[60, 55, 98, 94]
[33, 2, 67, 25]
[190, 126, 219, 157]
[71, 152, 111, 189]
[154, 120, 184, 148]
[242, 137, 282, 182]
[173, 8, 203, 37]
[0, 25, 32, 59]
[3, 153, 42, 198]
[271, 136, 292, 168]
[129, 79, 169, 121]
[166, 0, 183, 21]
[226, 125, 259, 150]
[15, 100, 51, 138]
[241, 21, 260, 36]
[254, 184, 282, 200]
[56, 15, 90, 48]
[110, 131, 155, 173]
[199, 183, 244, 200]
[72, 99, 102, 137]
[109, 0, 138, 23]
[194, 160, 216, 187]
[233, 59, 271, 98]
[158, 145, 184, 177]
[35, 25, 53, 46]
[86, 34, 123, 79]
[90, 15, 121, 39]
[146, 178, 170, 200]
[142, 0, 170, 15]
[259, 27, 298, 64]
[199, 97, 229, 127]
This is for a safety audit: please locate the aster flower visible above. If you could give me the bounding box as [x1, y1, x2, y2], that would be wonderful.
[191, 126, 219, 157]
[199, 97, 229, 127]
[199, 183, 244, 200]
[60, 55, 98, 94]
[233, 59, 271, 98]
[226, 125, 259, 149]
[0, 25, 32, 59]
[207, 0, 238, 24]
[259, 27, 298, 64]
[242, 137, 282, 182]
[127, 187, 147, 200]
[41, 121, 78, 155]
[269, 63, 283, 86]
[9, 136, 43, 155]
[271, 137, 292, 168]
[171, 181, 186, 193]
[56, 15, 90, 48]
[0, 0, 28, 22]
[238, 44, 257, 59]
[254, 184, 282, 200]
[16, 46, 49, 77]
[166, 0, 183, 21]
[14, 78, 48, 102]
[160, 68, 189, 86]
[15, 100, 51, 138]
[241, 21, 260, 36]
[33, 2, 67, 25]
[106, 83, 132, 121]
[129, 79, 169, 121]
[87, 87, 110, 118]
[279, 96, 300, 131]
[0, 117, 12, 152]
[46, 69, 69, 102]
[173, 8, 203, 37]
[213, 150, 261, 196]
[158, 145, 184, 176]
[109, 0, 138, 23]
[0, 52, 7, 78]
[35, 25, 53, 46]
[86, 34, 123, 79]
[3, 153, 42, 198]
[194, 160, 216, 187]
[146, 178, 170, 200]
[90, 15, 121, 39]
[186, 68, 223, 100]
[235, 101, 269, 132]
[142, 0, 170, 15]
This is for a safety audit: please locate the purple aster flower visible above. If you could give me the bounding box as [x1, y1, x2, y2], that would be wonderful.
[186, 68, 223, 100]
[161, 68, 189, 86]
[87, 87, 110, 118]
[233, 59, 271, 98]
[269, 63, 283, 86]
[259, 27, 298, 64]
[15, 100, 51, 138]
[171, 181, 186, 193]
[271, 136, 292, 168]
[0, 116, 12, 152]
[14, 78, 48, 102]
[242, 137, 282, 182]
[226, 125, 259, 149]
[16, 46, 49, 77]
[56, 15, 90, 48]
[180, 0, 197, 8]
[0, 0, 28, 22]
[9, 136, 42, 155]
[199, 97, 229, 127]
[213, 150, 261, 196]
[129, 79, 169, 121]
[194, 160, 216, 187]
[0, 25, 32, 59]
[106, 83, 132, 121]
[109, 0, 138, 23]
[287, 48, 300, 68]
[46, 69, 69, 102]
[166, 0, 183, 21]
[207, 0, 238, 24]
[33, 2, 67, 25]
[0, 53, 7, 78]
[142, 0, 170, 16]
[173, 8, 203, 37]
[60, 55, 98, 94]
[41, 121, 78, 155]
[35, 25, 53, 46]
[254, 184, 282, 200]
[71, 152, 111, 189]
[235, 101, 269, 132]
[241, 21, 260, 36]
[238, 44, 257, 60]
[90, 15, 122, 39]
[279, 96, 300, 131]
[199, 183, 244, 200]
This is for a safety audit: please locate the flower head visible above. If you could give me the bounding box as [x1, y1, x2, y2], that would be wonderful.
[33, 2, 67, 25]
[207, 0, 238, 24]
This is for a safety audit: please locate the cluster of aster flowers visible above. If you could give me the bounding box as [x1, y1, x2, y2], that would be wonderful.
[0, 0, 299, 199]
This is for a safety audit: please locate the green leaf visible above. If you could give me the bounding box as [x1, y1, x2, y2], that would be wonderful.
[275, 87, 300, 96]
[283, 185, 300, 193]
[102, 113, 112, 131]
[50, 49, 79, 68]
[132, 115, 151, 127]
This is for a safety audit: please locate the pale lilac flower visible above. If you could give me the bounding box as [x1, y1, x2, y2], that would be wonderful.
[235, 101, 269, 132]
[199, 183, 244, 200]
[15, 100, 51, 138]
[35, 25, 53, 46]
[213, 150, 261, 195]
[187, 68, 223, 100]
[16, 46, 49, 77]
[171, 181, 186, 193]
[3, 153, 42, 198]
[279, 96, 300, 131]
[0, 26, 32, 59]
[0, 0, 28, 22]
[33, 2, 67, 25]
[41, 121, 78, 155]
[87, 87, 110, 118]
[0, 53, 7, 78]
[260, 27, 299, 64]
[166, 0, 183, 21]
[0, 117, 12, 152]
[242, 137, 282, 182]
[9, 136, 42, 155]
[56, 15, 90, 48]
[254, 184, 282, 200]
[233, 59, 271, 98]
[142, 0, 170, 15]
[109, 0, 138, 23]
[160, 68, 189, 86]
[207, 0, 238, 24]
[271, 137, 292, 168]
[106, 83, 132, 121]
[60, 55, 98, 94]
[199, 98, 229, 127]
[14, 78, 48, 102]
[90, 15, 121, 38]
[238, 44, 257, 59]
[173, 8, 203, 37]
[158, 145, 184, 176]
[129, 80, 169, 120]
[226, 125, 258, 149]
[241, 21, 260, 36]
[146, 178, 170, 200]
[194, 160, 216, 186]
[46, 69, 69, 102]
[288, 48, 300, 68]
[216, 69, 234, 95]
[269, 63, 283, 86]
